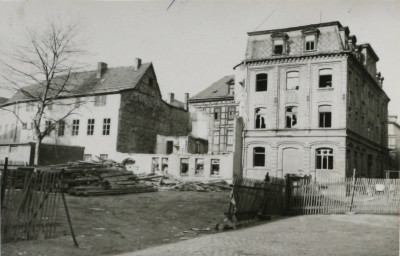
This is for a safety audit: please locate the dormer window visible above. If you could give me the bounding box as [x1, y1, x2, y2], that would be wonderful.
[305, 35, 316, 51]
[274, 39, 284, 54]
[302, 28, 319, 52]
[271, 32, 288, 55]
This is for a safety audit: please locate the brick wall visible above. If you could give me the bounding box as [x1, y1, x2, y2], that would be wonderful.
[116, 71, 190, 153]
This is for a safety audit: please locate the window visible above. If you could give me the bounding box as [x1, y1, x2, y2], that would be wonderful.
[256, 73, 268, 91]
[227, 130, 234, 145]
[273, 39, 284, 55]
[211, 159, 220, 176]
[103, 118, 111, 135]
[285, 107, 298, 128]
[214, 108, 221, 120]
[45, 121, 52, 135]
[58, 121, 65, 136]
[228, 84, 234, 96]
[255, 107, 266, 129]
[180, 158, 189, 176]
[253, 147, 265, 167]
[228, 107, 235, 120]
[161, 158, 169, 173]
[304, 35, 316, 51]
[319, 69, 332, 88]
[152, 157, 160, 172]
[22, 123, 27, 130]
[195, 159, 205, 177]
[99, 154, 108, 160]
[87, 119, 95, 135]
[286, 71, 299, 90]
[316, 148, 333, 170]
[94, 95, 107, 106]
[319, 105, 332, 128]
[84, 154, 92, 161]
[72, 119, 79, 136]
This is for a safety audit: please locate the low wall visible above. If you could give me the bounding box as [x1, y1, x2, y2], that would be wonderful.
[113, 152, 234, 181]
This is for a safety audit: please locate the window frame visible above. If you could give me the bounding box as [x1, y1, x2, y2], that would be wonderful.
[253, 147, 266, 167]
[319, 68, 333, 88]
[102, 118, 111, 135]
[255, 73, 268, 92]
[72, 119, 80, 136]
[58, 121, 65, 136]
[285, 106, 298, 128]
[318, 105, 332, 128]
[87, 119, 95, 135]
[304, 34, 316, 51]
[255, 107, 267, 129]
[286, 71, 300, 90]
[316, 148, 334, 170]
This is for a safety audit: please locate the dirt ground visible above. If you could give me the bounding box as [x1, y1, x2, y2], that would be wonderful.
[1, 191, 231, 256]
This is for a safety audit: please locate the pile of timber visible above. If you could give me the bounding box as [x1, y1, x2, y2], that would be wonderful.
[39, 160, 157, 196]
[139, 173, 232, 192]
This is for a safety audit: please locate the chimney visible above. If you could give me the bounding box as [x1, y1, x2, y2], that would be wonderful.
[168, 93, 174, 103]
[133, 58, 142, 71]
[96, 62, 108, 78]
[184, 93, 189, 111]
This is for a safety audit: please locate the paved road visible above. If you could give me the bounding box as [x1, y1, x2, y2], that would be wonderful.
[116, 215, 399, 256]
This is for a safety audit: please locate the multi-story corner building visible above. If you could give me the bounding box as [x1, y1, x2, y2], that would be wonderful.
[188, 75, 239, 154]
[234, 21, 390, 179]
[388, 115, 400, 173]
[0, 59, 190, 164]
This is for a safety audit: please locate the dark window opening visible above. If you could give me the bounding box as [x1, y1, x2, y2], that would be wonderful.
[319, 69, 333, 88]
[87, 119, 95, 135]
[319, 106, 332, 128]
[214, 108, 221, 120]
[211, 159, 220, 176]
[180, 158, 189, 176]
[195, 158, 204, 176]
[58, 121, 65, 136]
[285, 107, 298, 128]
[166, 141, 173, 154]
[256, 73, 268, 92]
[316, 148, 333, 170]
[274, 44, 283, 54]
[253, 147, 266, 167]
[255, 108, 266, 129]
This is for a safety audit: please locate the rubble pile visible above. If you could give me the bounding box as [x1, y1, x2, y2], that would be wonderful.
[139, 173, 232, 192]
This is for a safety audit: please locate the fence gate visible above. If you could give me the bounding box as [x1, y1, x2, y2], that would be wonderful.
[1, 168, 61, 242]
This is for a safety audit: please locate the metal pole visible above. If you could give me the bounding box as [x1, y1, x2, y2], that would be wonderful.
[349, 169, 357, 212]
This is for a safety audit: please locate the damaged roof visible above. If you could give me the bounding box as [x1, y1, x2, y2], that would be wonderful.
[189, 75, 234, 102]
[5, 63, 153, 105]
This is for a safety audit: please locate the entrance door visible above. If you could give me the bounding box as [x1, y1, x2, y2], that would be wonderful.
[282, 148, 301, 176]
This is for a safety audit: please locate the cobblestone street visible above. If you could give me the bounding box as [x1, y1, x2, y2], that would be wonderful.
[117, 215, 399, 256]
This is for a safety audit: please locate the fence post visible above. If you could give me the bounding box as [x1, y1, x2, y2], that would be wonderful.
[1, 157, 9, 209]
[349, 169, 357, 212]
[285, 174, 291, 214]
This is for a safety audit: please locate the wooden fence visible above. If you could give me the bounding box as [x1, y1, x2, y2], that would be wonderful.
[1, 168, 62, 243]
[289, 177, 400, 215]
[226, 177, 285, 223]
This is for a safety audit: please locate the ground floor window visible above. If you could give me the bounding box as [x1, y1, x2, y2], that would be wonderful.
[84, 154, 92, 161]
[316, 148, 333, 170]
[99, 154, 108, 160]
[211, 159, 220, 176]
[195, 158, 204, 176]
[161, 158, 168, 173]
[253, 147, 266, 167]
[180, 158, 189, 176]
[152, 157, 160, 172]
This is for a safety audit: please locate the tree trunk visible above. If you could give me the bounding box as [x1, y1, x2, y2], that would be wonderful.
[34, 137, 42, 166]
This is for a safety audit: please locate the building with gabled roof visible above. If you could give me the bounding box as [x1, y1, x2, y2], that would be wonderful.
[0, 59, 190, 164]
[188, 75, 239, 154]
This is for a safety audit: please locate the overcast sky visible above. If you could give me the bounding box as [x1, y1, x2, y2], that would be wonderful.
[1, 0, 399, 117]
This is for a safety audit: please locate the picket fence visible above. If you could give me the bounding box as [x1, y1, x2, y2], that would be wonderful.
[291, 177, 400, 215]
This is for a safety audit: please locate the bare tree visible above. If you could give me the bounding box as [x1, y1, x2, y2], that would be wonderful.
[1, 20, 87, 165]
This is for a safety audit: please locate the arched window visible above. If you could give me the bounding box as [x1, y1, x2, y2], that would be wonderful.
[286, 71, 299, 90]
[319, 69, 332, 88]
[256, 73, 268, 92]
[318, 105, 332, 128]
[316, 148, 333, 170]
[253, 147, 265, 167]
[255, 107, 266, 129]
